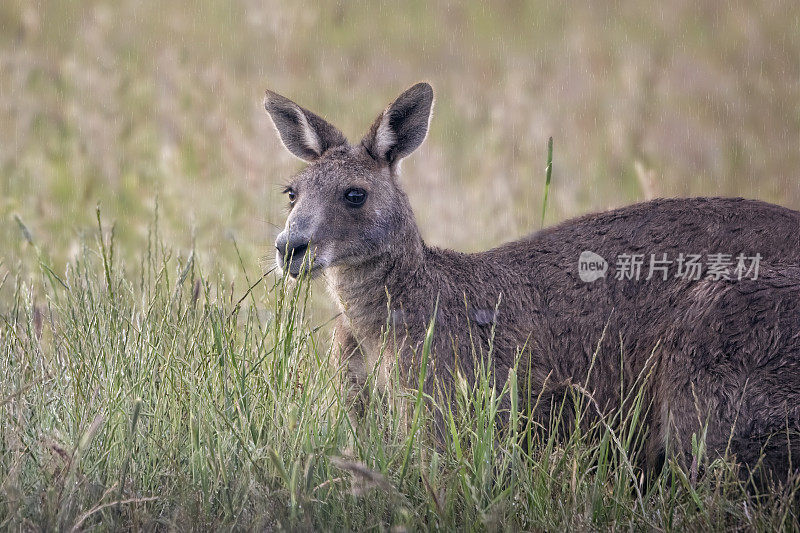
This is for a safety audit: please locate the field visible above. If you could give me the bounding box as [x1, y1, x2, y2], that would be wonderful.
[1, 1, 799, 530]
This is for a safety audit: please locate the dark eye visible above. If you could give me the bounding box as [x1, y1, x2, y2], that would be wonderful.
[284, 188, 296, 204]
[344, 188, 367, 207]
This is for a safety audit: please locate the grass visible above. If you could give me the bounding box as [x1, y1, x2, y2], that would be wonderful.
[541, 136, 554, 229]
[1, 212, 798, 531]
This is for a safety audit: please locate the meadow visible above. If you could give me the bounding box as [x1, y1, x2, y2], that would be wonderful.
[1, 1, 799, 530]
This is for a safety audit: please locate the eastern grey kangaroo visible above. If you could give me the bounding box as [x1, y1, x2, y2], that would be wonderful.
[265, 82, 800, 481]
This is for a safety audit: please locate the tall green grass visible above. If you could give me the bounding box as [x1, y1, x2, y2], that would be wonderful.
[0, 213, 798, 530]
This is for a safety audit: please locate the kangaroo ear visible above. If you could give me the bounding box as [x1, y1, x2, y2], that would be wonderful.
[362, 82, 433, 168]
[264, 90, 347, 162]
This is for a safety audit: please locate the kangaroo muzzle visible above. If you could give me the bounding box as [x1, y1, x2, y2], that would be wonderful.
[275, 231, 315, 277]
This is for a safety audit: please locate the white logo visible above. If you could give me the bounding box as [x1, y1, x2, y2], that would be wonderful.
[577, 251, 761, 282]
[579, 250, 608, 282]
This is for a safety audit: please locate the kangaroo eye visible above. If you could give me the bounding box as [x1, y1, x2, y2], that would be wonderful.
[344, 188, 367, 207]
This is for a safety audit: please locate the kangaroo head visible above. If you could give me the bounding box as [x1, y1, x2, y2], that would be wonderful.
[265, 83, 434, 278]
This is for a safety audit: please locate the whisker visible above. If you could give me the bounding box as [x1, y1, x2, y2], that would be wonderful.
[253, 217, 283, 230]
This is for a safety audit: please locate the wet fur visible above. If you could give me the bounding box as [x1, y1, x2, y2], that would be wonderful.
[266, 83, 800, 482]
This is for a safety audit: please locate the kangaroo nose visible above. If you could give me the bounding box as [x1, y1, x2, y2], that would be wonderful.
[275, 234, 309, 259]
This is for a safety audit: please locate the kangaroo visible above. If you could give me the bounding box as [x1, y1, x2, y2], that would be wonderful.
[265, 82, 800, 481]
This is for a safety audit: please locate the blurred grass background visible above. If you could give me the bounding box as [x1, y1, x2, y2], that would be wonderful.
[2, 2, 800, 528]
[1, 0, 799, 291]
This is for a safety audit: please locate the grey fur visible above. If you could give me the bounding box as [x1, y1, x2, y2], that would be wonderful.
[265, 83, 800, 482]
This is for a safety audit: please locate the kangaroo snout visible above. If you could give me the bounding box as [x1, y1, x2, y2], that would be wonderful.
[275, 231, 312, 277]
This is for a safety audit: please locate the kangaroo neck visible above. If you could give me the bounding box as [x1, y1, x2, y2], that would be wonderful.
[327, 230, 429, 336]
